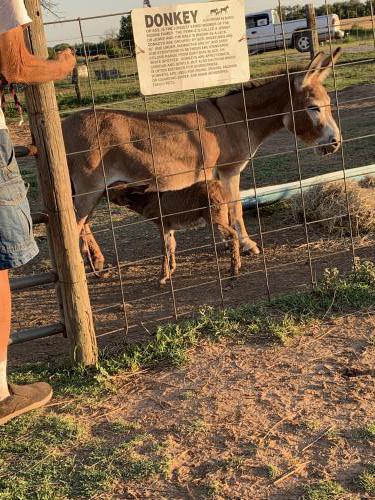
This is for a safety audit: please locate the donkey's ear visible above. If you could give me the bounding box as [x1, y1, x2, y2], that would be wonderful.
[316, 47, 342, 81]
[294, 51, 325, 90]
[306, 51, 326, 73]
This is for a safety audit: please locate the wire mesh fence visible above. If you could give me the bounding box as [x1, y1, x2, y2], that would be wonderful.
[7, 1, 375, 349]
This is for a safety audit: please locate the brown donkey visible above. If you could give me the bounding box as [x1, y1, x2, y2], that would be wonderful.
[107, 180, 241, 285]
[63, 49, 342, 271]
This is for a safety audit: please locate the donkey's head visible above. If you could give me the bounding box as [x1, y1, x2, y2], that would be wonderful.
[283, 48, 342, 156]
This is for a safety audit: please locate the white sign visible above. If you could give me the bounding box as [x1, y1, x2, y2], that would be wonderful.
[131, 0, 250, 95]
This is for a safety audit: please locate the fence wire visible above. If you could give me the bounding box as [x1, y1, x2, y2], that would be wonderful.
[9, 3, 375, 342]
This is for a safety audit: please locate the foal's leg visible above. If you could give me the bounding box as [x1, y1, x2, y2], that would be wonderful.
[216, 224, 241, 278]
[168, 230, 177, 276]
[159, 228, 172, 286]
[218, 170, 260, 254]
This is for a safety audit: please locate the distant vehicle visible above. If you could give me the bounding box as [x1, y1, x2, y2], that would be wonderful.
[245, 9, 345, 53]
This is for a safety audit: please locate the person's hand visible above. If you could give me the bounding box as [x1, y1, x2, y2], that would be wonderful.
[56, 48, 76, 75]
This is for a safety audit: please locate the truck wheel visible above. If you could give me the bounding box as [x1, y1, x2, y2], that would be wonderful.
[294, 32, 310, 53]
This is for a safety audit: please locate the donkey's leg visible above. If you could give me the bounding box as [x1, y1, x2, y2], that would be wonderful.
[75, 188, 106, 271]
[218, 170, 260, 254]
[82, 222, 105, 272]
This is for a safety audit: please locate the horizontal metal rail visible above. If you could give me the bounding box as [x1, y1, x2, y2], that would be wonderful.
[31, 212, 48, 225]
[241, 163, 375, 209]
[14, 145, 38, 158]
[10, 271, 57, 292]
[9, 323, 65, 345]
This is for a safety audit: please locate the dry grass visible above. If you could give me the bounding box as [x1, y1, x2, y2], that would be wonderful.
[292, 179, 375, 235]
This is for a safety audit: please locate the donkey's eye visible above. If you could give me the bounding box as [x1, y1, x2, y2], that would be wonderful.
[308, 105, 320, 112]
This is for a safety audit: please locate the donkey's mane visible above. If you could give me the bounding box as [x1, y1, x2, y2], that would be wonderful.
[224, 65, 304, 96]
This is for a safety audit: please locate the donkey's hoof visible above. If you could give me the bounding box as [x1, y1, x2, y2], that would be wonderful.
[242, 241, 260, 255]
[94, 260, 105, 272]
[91, 263, 113, 279]
[100, 264, 114, 278]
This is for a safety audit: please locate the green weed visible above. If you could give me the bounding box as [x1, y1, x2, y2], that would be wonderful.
[266, 464, 282, 480]
[304, 480, 345, 499]
[358, 422, 375, 439]
[357, 465, 375, 494]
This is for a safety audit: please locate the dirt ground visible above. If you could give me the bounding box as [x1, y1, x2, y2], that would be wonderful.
[64, 312, 375, 499]
[6, 82, 375, 368]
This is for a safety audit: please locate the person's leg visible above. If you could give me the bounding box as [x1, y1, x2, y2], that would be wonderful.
[0, 270, 11, 401]
[0, 129, 52, 425]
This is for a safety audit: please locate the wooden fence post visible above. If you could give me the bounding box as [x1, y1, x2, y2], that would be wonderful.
[24, 0, 98, 366]
[305, 4, 320, 59]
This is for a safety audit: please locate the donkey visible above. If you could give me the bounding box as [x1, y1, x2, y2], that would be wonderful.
[107, 180, 241, 285]
[63, 49, 342, 271]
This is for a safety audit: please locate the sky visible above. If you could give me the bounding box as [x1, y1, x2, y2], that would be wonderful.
[43, 0, 324, 45]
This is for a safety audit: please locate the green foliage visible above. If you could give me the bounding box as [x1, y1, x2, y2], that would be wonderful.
[358, 422, 375, 439]
[266, 464, 282, 480]
[357, 465, 375, 494]
[304, 480, 345, 499]
[279, 1, 373, 21]
[118, 15, 134, 53]
[53, 43, 71, 52]
[0, 413, 170, 499]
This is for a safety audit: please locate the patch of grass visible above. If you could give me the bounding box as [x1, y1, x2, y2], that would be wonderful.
[357, 465, 375, 494]
[0, 414, 171, 499]
[357, 422, 375, 440]
[326, 428, 345, 448]
[204, 480, 224, 498]
[0, 413, 87, 499]
[300, 419, 322, 432]
[178, 418, 208, 436]
[266, 314, 302, 344]
[304, 480, 345, 500]
[266, 464, 282, 480]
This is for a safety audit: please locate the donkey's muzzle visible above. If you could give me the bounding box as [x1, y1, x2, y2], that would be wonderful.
[319, 136, 341, 155]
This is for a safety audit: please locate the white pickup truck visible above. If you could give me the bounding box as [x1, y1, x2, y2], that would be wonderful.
[245, 9, 345, 53]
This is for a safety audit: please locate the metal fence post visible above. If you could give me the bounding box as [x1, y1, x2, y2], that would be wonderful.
[23, 0, 98, 366]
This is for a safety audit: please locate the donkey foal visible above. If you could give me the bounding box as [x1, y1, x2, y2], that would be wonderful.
[108, 180, 241, 286]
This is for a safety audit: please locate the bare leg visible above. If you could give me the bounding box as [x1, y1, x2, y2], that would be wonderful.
[218, 170, 260, 254]
[0, 271, 11, 400]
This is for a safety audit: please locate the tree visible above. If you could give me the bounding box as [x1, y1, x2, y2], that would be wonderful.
[118, 15, 135, 55]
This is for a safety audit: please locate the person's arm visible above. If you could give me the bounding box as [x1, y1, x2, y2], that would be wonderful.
[0, 25, 75, 84]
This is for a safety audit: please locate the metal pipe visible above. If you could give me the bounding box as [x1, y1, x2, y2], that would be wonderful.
[10, 271, 57, 292]
[241, 164, 375, 209]
[9, 323, 65, 345]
